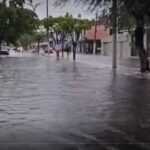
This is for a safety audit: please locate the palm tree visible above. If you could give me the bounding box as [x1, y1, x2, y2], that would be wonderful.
[27, 0, 43, 12]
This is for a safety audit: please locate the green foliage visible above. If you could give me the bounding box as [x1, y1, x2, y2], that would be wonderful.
[9, 0, 25, 7]
[32, 31, 45, 43]
[55, 0, 150, 29]
[0, 0, 39, 47]
[18, 31, 44, 48]
[117, 7, 135, 31]
[42, 16, 56, 32]
[42, 14, 92, 44]
[18, 33, 33, 47]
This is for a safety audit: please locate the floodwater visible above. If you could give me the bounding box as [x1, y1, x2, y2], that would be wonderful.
[0, 53, 150, 150]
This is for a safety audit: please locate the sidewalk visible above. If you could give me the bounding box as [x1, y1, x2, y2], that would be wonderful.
[47, 52, 143, 78]
[76, 54, 143, 78]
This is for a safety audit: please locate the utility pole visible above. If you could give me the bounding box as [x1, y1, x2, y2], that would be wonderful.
[46, 0, 50, 55]
[112, 0, 118, 68]
[93, 12, 98, 54]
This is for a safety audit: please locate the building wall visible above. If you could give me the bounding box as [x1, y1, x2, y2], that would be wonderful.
[84, 24, 150, 57]
[102, 34, 132, 58]
[103, 42, 113, 56]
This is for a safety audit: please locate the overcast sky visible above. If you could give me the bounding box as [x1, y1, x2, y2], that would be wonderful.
[24, 0, 95, 19]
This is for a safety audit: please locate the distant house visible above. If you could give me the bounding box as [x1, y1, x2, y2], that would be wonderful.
[79, 25, 110, 54]
[85, 25, 110, 40]
[101, 29, 150, 58]
[79, 23, 150, 58]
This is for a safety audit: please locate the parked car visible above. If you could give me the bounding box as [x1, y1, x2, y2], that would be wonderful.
[0, 46, 10, 55]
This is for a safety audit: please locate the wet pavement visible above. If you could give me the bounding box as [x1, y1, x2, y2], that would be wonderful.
[0, 53, 150, 150]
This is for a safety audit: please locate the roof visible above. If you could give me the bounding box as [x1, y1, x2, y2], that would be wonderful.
[85, 25, 110, 40]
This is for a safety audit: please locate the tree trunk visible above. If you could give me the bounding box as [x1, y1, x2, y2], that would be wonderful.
[37, 39, 40, 53]
[62, 41, 64, 58]
[80, 42, 82, 53]
[62, 48, 64, 58]
[0, 33, 4, 51]
[0, 40, 2, 50]
[135, 22, 150, 72]
[73, 43, 76, 61]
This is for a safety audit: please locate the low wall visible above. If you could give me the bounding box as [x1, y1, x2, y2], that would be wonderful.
[102, 34, 131, 58]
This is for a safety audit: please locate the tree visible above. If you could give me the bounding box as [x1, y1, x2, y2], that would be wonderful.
[9, 0, 25, 7]
[0, 0, 39, 49]
[52, 17, 66, 57]
[123, 0, 150, 72]
[33, 31, 45, 52]
[0, 3, 9, 49]
[56, 0, 150, 72]
[18, 33, 33, 50]
[27, 0, 43, 12]
[65, 16, 91, 60]
[42, 14, 92, 60]
[42, 16, 57, 44]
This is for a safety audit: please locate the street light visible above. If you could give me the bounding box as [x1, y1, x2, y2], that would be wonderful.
[93, 12, 98, 55]
[112, 0, 118, 68]
[46, 0, 50, 55]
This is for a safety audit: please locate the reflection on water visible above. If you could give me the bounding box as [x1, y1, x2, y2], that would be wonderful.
[0, 54, 150, 150]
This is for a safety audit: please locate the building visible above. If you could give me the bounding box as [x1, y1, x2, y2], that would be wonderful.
[79, 25, 110, 54]
[81, 23, 150, 58]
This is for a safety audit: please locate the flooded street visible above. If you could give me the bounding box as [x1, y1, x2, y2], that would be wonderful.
[0, 53, 150, 150]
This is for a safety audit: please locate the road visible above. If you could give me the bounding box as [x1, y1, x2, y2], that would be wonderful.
[0, 53, 150, 150]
